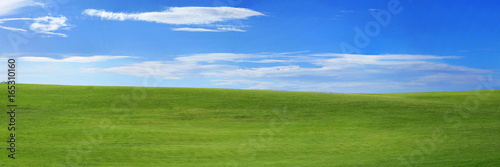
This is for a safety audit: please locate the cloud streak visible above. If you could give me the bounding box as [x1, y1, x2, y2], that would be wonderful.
[172, 27, 245, 32]
[0, 0, 42, 16]
[82, 7, 264, 24]
[84, 52, 495, 92]
[20, 55, 133, 63]
[82, 7, 264, 32]
[0, 16, 70, 37]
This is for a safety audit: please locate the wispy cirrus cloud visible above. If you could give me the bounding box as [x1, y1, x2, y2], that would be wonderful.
[20, 55, 133, 63]
[211, 79, 406, 93]
[0, 0, 71, 38]
[0, 16, 70, 37]
[100, 61, 231, 80]
[82, 7, 264, 32]
[175, 53, 250, 62]
[0, 25, 27, 32]
[28, 16, 70, 37]
[79, 52, 497, 92]
[172, 27, 245, 32]
[82, 7, 264, 24]
[0, 0, 71, 37]
[0, 0, 43, 16]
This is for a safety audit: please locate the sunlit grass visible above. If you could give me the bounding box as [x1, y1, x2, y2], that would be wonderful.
[1, 84, 498, 166]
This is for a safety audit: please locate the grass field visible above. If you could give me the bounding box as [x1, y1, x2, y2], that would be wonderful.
[1, 84, 499, 166]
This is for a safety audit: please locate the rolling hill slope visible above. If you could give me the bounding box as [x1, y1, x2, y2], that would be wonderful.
[1, 84, 499, 166]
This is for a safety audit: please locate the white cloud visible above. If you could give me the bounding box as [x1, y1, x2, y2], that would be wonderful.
[212, 79, 304, 90]
[29, 16, 69, 37]
[173, 52, 302, 63]
[306, 53, 486, 72]
[82, 7, 264, 32]
[0, 0, 42, 16]
[83, 7, 264, 24]
[217, 27, 246, 32]
[245, 59, 291, 63]
[175, 53, 249, 63]
[0, 25, 27, 32]
[0, 16, 70, 37]
[202, 65, 303, 78]
[410, 73, 484, 85]
[172, 27, 220, 32]
[81, 68, 99, 73]
[56, 52, 495, 93]
[211, 79, 407, 93]
[0, 17, 35, 23]
[20, 55, 133, 63]
[196, 53, 488, 79]
[172, 27, 245, 32]
[101, 61, 233, 79]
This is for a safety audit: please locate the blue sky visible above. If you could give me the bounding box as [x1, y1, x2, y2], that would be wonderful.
[0, 0, 498, 93]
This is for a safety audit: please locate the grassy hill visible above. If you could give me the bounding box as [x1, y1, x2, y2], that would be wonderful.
[1, 84, 499, 166]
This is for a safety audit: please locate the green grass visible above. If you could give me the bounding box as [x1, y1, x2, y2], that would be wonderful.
[1, 84, 499, 166]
